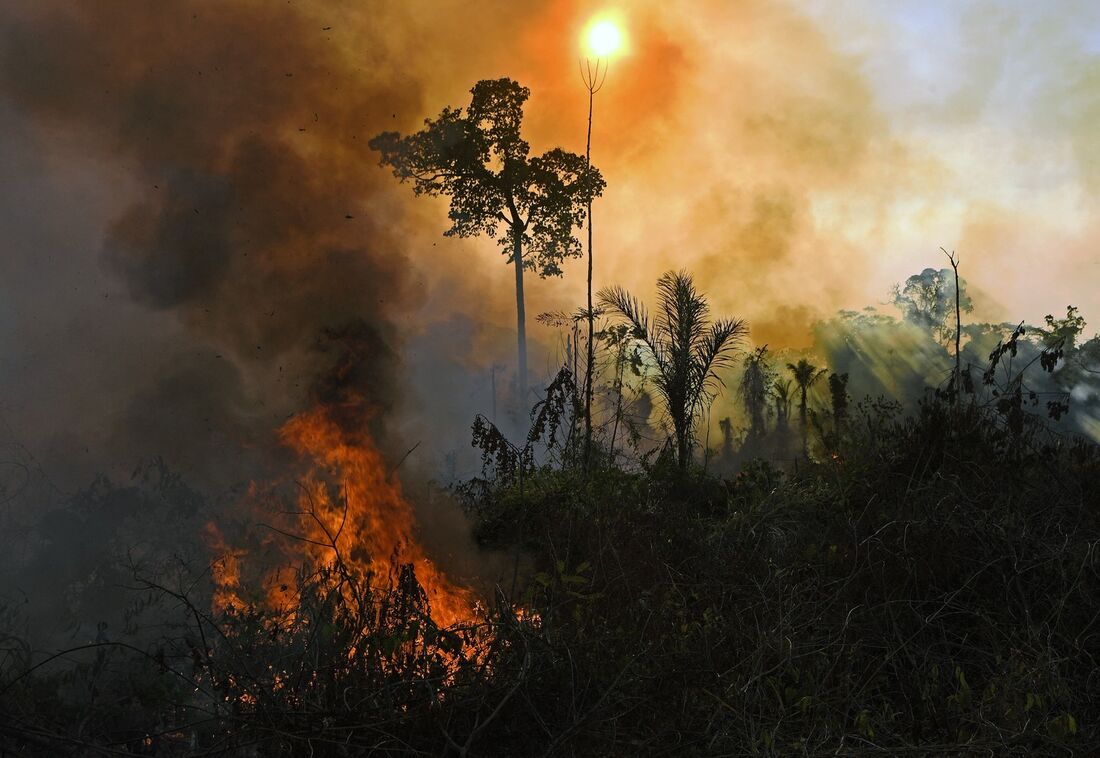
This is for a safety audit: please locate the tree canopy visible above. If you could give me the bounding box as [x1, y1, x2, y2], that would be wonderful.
[891, 267, 973, 344]
[369, 78, 605, 277]
[370, 78, 605, 403]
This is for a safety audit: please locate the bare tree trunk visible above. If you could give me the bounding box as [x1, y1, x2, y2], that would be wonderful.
[799, 386, 809, 456]
[514, 236, 528, 405]
[584, 86, 595, 472]
[678, 425, 690, 471]
[952, 257, 961, 396]
[609, 345, 626, 461]
[673, 407, 691, 472]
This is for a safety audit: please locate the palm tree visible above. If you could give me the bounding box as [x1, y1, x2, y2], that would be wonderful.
[786, 358, 827, 428]
[772, 378, 793, 428]
[599, 270, 747, 470]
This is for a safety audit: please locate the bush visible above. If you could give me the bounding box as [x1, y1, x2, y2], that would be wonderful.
[2, 397, 1098, 755]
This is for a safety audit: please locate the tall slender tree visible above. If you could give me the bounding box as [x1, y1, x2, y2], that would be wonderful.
[599, 270, 747, 470]
[581, 58, 607, 471]
[370, 79, 604, 404]
[891, 266, 973, 346]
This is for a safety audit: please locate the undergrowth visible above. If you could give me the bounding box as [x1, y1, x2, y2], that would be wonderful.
[1, 393, 1098, 755]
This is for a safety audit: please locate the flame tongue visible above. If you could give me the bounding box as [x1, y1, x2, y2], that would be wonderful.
[204, 521, 245, 612]
[209, 402, 475, 630]
[277, 404, 474, 628]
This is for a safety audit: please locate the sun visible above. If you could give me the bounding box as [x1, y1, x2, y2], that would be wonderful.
[584, 18, 625, 58]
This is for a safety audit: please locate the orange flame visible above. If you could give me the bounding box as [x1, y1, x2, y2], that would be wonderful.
[275, 404, 475, 627]
[207, 402, 477, 630]
[203, 521, 246, 612]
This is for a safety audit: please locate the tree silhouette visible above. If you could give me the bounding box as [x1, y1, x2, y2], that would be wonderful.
[1041, 306, 1087, 350]
[828, 371, 850, 429]
[740, 346, 774, 439]
[786, 358, 828, 428]
[772, 378, 793, 428]
[892, 267, 973, 345]
[370, 79, 605, 403]
[599, 270, 747, 470]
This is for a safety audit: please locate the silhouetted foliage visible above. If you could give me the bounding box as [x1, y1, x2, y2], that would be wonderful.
[370, 78, 605, 401]
[5, 358, 1100, 757]
[599, 270, 747, 470]
[828, 371, 849, 425]
[787, 358, 827, 430]
[892, 266, 973, 344]
[739, 345, 775, 439]
[1041, 305, 1086, 349]
[771, 377, 793, 427]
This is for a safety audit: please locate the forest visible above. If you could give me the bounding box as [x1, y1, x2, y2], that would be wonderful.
[2, 2, 1100, 756]
[3, 77, 1100, 758]
[2, 282, 1099, 756]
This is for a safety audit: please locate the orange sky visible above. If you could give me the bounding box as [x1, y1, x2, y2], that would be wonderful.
[1, 0, 1098, 478]
[363, 0, 1100, 358]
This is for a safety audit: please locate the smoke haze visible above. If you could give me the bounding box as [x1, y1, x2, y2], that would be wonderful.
[0, 0, 1097, 494]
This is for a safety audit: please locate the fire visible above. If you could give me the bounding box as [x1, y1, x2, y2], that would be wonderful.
[203, 521, 245, 612]
[275, 404, 476, 628]
[207, 402, 478, 630]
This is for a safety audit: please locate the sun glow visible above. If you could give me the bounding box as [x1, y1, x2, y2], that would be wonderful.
[584, 17, 625, 58]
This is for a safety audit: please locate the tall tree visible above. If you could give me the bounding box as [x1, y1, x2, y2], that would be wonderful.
[370, 79, 604, 403]
[892, 267, 973, 345]
[740, 346, 775, 439]
[786, 358, 827, 428]
[599, 270, 747, 471]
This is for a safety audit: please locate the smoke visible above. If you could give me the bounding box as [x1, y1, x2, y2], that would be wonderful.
[0, 1, 434, 487]
[0, 0, 1097, 512]
[0, 0, 623, 645]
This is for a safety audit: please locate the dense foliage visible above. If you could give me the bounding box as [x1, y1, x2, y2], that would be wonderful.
[458, 395, 1100, 755]
[2, 385, 1098, 755]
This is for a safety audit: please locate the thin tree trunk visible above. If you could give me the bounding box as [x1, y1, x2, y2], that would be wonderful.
[949, 251, 962, 402]
[675, 415, 690, 471]
[609, 346, 625, 462]
[584, 86, 595, 472]
[799, 386, 808, 456]
[514, 235, 528, 405]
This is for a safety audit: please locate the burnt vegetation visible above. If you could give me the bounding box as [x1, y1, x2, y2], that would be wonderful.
[2, 267, 1099, 757]
[3, 63, 1100, 756]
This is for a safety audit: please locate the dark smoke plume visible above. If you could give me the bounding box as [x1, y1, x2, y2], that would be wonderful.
[0, 1, 434, 483]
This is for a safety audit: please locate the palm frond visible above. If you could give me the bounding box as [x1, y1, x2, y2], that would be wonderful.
[536, 310, 571, 328]
[691, 318, 749, 404]
[787, 359, 827, 388]
[657, 270, 709, 357]
[772, 378, 793, 401]
[600, 270, 745, 468]
[598, 285, 648, 338]
[598, 285, 664, 370]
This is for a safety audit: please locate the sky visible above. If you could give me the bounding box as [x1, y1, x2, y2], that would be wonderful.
[797, 0, 1100, 320]
[0, 0, 1098, 489]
